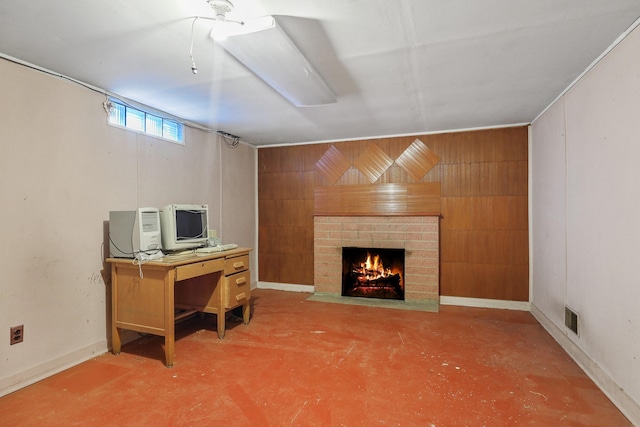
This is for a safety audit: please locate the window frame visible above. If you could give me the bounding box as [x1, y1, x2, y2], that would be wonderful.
[106, 99, 185, 144]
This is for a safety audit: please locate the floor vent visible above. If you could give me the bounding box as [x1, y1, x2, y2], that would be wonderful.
[565, 306, 579, 335]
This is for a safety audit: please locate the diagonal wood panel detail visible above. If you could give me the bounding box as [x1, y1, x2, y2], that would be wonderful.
[353, 144, 394, 183]
[396, 138, 440, 181]
[315, 146, 351, 184]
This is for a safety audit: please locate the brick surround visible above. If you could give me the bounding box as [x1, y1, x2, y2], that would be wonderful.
[313, 216, 439, 306]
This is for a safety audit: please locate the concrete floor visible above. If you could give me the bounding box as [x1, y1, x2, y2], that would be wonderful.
[0, 289, 631, 426]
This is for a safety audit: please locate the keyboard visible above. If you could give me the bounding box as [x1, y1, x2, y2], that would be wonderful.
[195, 244, 238, 254]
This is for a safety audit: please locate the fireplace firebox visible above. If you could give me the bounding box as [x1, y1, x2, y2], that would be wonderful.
[342, 247, 405, 300]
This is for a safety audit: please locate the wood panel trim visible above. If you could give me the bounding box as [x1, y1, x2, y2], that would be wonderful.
[353, 144, 394, 183]
[315, 145, 351, 184]
[395, 138, 440, 181]
[314, 183, 441, 216]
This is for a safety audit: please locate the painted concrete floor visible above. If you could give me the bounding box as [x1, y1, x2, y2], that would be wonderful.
[0, 289, 631, 426]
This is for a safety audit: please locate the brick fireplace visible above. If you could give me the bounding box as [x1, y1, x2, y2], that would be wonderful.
[313, 215, 439, 307]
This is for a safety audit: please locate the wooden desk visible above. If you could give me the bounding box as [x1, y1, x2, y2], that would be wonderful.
[108, 248, 251, 367]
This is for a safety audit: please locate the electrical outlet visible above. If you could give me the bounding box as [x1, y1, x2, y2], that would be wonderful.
[10, 325, 23, 345]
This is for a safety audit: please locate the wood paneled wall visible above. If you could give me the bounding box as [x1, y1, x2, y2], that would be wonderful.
[258, 127, 529, 301]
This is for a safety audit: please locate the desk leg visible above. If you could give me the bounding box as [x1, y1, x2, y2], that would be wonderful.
[164, 336, 174, 367]
[112, 327, 121, 354]
[217, 273, 226, 339]
[217, 313, 226, 339]
[242, 301, 250, 325]
[164, 270, 175, 367]
[111, 264, 121, 355]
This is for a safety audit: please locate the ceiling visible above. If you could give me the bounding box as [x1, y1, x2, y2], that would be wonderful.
[1, 0, 639, 147]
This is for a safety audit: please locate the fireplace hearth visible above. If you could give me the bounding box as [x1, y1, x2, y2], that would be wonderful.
[342, 247, 405, 300]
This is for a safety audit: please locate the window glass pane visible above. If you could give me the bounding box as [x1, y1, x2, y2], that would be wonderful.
[163, 120, 182, 142]
[146, 115, 163, 136]
[109, 102, 126, 126]
[108, 99, 184, 143]
[126, 107, 145, 131]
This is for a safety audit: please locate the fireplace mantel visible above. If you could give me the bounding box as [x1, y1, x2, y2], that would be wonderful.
[314, 183, 441, 217]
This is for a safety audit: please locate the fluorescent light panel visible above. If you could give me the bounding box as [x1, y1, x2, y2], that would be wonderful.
[213, 17, 336, 107]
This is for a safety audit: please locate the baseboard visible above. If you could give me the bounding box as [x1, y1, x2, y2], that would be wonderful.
[0, 339, 108, 397]
[257, 281, 314, 293]
[440, 296, 530, 311]
[530, 303, 640, 425]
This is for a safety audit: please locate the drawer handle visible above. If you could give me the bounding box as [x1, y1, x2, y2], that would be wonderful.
[235, 292, 246, 301]
[233, 261, 245, 269]
[235, 277, 246, 285]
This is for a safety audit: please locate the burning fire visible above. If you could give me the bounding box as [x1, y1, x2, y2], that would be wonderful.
[357, 252, 393, 281]
[344, 248, 404, 299]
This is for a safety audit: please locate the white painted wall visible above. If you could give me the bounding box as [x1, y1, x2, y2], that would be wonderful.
[531, 99, 567, 324]
[531, 25, 640, 423]
[0, 59, 257, 395]
[220, 141, 258, 276]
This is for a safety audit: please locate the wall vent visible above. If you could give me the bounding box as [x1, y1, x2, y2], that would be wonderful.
[565, 306, 579, 335]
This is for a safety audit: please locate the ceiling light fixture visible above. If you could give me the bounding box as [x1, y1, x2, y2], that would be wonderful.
[207, 0, 240, 24]
[189, 0, 245, 75]
[190, 0, 336, 107]
[206, 0, 245, 39]
[213, 16, 336, 107]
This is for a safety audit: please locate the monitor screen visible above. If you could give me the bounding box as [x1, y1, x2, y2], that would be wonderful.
[175, 209, 206, 240]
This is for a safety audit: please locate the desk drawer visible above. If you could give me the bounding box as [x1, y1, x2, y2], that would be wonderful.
[225, 270, 250, 308]
[225, 255, 249, 275]
[176, 258, 224, 281]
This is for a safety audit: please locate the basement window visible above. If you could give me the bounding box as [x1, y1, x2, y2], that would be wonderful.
[107, 99, 184, 144]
